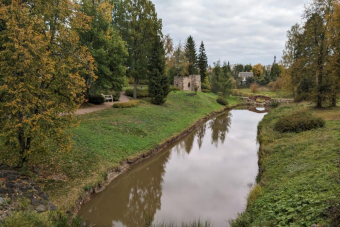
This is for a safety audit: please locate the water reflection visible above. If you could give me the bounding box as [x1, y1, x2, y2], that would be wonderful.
[79, 109, 268, 227]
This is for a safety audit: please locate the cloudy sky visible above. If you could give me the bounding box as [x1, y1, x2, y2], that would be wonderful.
[152, 0, 309, 66]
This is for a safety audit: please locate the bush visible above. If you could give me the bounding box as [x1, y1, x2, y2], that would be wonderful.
[250, 83, 259, 93]
[113, 100, 140, 108]
[231, 89, 241, 96]
[125, 88, 149, 98]
[202, 89, 211, 93]
[216, 96, 229, 106]
[269, 99, 280, 107]
[88, 94, 105, 105]
[274, 111, 325, 133]
[201, 83, 211, 90]
[170, 86, 180, 92]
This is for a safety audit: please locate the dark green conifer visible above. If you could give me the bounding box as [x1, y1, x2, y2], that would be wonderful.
[148, 36, 169, 105]
[185, 36, 198, 75]
[198, 41, 208, 81]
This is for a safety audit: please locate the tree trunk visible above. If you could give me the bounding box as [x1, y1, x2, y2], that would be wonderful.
[331, 94, 337, 107]
[18, 131, 30, 168]
[133, 78, 137, 99]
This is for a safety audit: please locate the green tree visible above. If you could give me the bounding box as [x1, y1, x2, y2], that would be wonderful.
[0, 0, 95, 167]
[198, 41, 208, 81]
[244, 64, 252, 72]
[79, 0, 128, 98]
[233, 64, 244, 79]
[148, 35, 169, 105]
[114, 0, 162, 99]
[211, 61, 232, 97]
[185, 35, 198, 75]
[270, 63, 281, 81]
[168, 42, 189, 82]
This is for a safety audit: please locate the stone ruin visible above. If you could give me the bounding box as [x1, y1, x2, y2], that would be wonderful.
[174, 75, 201, 92]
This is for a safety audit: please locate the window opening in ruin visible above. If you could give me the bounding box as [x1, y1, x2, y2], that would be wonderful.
[188, 82, 191, 88]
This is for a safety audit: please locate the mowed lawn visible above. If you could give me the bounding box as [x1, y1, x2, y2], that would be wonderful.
[34, 91, 241, 210]
[231, 104, 340, 226]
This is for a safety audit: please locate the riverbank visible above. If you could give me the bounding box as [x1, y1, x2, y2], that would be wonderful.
[230, 103, 340, 226]
[18, 91, 241, 214]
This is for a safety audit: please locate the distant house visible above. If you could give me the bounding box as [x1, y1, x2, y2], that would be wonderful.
[238, 72, 254, 84]
[174, 75, 201, 92]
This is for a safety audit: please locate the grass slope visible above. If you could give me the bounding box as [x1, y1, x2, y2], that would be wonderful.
[231, 104, 340, 226]
[38, 91, 240, 210]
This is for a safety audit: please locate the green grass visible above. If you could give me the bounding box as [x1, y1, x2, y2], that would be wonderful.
[29, 91, 241, 210]
[238, 88, 293, 98]
[230, 104, 340, 227]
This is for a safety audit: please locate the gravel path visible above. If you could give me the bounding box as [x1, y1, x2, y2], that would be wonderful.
[75, 92, 130, 115]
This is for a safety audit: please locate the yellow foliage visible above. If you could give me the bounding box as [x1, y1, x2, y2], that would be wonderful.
[0, 0, 95, 167]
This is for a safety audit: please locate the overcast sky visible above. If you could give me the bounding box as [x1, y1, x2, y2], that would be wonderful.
[152, 0, 309, 66]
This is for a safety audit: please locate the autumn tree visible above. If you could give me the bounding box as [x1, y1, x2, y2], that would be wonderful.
[185, 35, 198, 75]
[0, 0, 95, 167]
[114, 0, 162, 99]
[148, 35, 169, 105]
[79, 0, 128, 99]
[197, 41, 208, 81]
[326, 0, 340, 106]
[252, 64, 264, 79]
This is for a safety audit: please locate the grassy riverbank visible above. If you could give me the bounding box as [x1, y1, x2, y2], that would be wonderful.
[31, 91, 240, 211]
[231, 103, 340, 226]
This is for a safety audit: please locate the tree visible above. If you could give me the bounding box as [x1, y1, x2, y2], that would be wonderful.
[0, 0, 95, 167]
[245, 64, 252, 72]
[211, 61, 232, 97]
[148, 35, 169, 105]
[114, 0, 162, 99]
[252, 64, 264, 79]
[326, 0, 340, 106]
[79, 0, 128, 98]
[270, 63, 281, 81]
[168, 42, 189, 83]
[233, 64, 244, 79]
[162, 33, 174, 74]
[185, 35, 198, 75]
[197, 41, 208, 81]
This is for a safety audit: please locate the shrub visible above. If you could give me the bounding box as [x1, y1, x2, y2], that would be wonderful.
[125, 88, 149, 98]
[231, 89, 241, 96]
[113, 100, 140, 108]
[88, 94, 105, 105]
[202, 89, 211, 93]
[269, 99, 280, 107]
[170, 86, 180, 92]
[201, 83, 211, 90]
[250, 83, 259, 93]
[274, 111, 325, 133]
[216, 96, 228, 106]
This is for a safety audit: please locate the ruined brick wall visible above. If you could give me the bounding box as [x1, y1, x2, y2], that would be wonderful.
[174, 75, 201, 92]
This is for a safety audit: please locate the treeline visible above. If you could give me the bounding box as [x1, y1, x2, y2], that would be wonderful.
[282, 0, 340, 107]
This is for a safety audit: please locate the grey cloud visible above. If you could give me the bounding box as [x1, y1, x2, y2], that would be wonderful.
[153, 0, 309, 65]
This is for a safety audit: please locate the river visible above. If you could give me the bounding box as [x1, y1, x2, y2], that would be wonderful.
[78, 107, 268, 227]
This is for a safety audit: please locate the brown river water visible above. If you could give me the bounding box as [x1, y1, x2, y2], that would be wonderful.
[78, 108, 269, 227]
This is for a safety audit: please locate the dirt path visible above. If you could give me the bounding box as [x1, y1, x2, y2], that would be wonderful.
[75, 92, 130, 115]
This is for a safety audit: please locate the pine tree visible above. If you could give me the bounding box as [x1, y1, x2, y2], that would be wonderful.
[185, 36, 198, 75]
[148, 36, 169, 105]
[197, 41, 208, 81]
